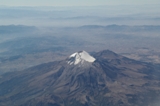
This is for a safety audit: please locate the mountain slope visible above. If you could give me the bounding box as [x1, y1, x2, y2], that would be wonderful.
[0, 50, 160, 106]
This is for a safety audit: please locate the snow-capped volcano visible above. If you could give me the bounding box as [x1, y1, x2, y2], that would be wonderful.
[1, 50, 160, 106]
[67, 50, 96, 65]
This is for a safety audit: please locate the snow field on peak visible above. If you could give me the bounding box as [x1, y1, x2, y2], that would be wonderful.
[67, 51, 96, 65]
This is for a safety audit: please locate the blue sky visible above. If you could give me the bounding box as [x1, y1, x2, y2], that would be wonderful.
[0, 0, 160, 6]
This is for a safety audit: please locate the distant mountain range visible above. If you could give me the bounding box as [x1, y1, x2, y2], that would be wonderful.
[0, 50, 160, 106]
[0, 25, 36, 34]
[80, 24, 160, 32]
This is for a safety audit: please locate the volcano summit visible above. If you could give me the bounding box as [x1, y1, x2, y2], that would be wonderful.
[67, 50, 96, 65]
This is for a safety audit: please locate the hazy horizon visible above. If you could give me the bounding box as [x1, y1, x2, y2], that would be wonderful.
[0, 4, 160, 27]
[0, 0, 160, 6]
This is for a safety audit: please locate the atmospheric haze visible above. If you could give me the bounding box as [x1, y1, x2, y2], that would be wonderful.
[0, 5, 160, 26]
[0, 0, 160, 6]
